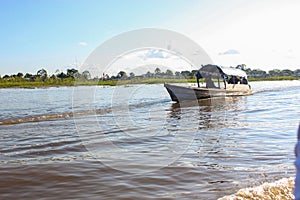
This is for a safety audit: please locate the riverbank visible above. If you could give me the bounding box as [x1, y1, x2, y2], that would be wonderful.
[0, 76, 299, 88]
[0, 78, 195, 88]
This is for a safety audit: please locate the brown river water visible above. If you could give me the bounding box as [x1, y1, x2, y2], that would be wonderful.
[0, 81, 299, 199]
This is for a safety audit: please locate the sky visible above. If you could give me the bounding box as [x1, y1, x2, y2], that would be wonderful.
[0, 0, 300, 76]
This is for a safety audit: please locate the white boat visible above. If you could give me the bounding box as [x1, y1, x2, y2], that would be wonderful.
[164, 64, 253, 102]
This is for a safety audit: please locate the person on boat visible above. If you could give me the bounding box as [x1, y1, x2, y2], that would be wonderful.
[205, 75, 215, 88]
[228, 76, 239, 84]
[228, 76, 233, 84]
[295, 123, 300, 200]
[240, 77, 248, 84]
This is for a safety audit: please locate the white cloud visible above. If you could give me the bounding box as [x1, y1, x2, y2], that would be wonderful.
[139, 49, 171, 60]
[78, 42, 88, 46]
[118, 49, 178, 61]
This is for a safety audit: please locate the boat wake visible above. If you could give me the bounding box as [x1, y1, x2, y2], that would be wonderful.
[252, 85, 300, 94]
[0, 112, 75, 126]
[219, 177, 294, 200]
[0, 99, 170, 126]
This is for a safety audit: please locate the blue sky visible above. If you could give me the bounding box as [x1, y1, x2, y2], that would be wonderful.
[1, 0, 299, 75]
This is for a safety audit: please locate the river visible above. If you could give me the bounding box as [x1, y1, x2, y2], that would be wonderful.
[0, 80, 299, 199]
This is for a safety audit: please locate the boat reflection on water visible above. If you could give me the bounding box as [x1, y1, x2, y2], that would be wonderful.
[165, 96, 249, 166]
[168, 96, 247, 130]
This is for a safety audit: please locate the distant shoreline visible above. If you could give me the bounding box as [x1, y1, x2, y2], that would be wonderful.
[0, 76, 299, 89]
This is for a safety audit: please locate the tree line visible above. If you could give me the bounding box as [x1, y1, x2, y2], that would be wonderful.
[111, 66, 300, 79]
[0, 68, 91, 82]
[1, 65, 300, 83]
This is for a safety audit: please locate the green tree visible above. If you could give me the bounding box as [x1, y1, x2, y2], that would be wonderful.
[129, 72, 135, 79]
[294, 69, 300, 76]
[245, 68, 252, 74]
[165, 69, 173, 77]
[181, 70, 192, 78]
[24, 73, 33, 79]
[117, 71, 127, 79]
[269, 69, 281, 76]
[3, 75, 10, 79]
[155, 67, 161, 75]
[56, 72, 68, 79]
[49, 74, 57, 80]
[249, 69, 267, 77]
[82, 70, 91, 80]
[17, 72, 24, 79]
[67, 68, 79, 78]
[37, 69, 48, 82]
[175, 71, 181, 78]
[146, 71, 153, 78]
[282, 69, 293, 76]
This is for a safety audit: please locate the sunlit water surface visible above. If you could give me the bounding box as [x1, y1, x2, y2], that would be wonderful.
[0, 81, 299, 199]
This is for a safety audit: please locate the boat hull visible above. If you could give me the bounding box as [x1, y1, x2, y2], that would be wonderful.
[164, 83, 252, 102]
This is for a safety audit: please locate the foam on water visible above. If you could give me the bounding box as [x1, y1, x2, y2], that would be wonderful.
[219, 177, 295, 200]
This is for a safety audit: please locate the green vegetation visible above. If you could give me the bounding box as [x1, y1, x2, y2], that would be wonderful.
[0, 77, 76, 88]
[0, 78, 197, 88]
[248, 76, 300, 81]
[109, 78, 196, 85]
[0, 66, 299, 88]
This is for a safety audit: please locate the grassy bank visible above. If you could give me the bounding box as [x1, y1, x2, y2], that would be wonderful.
[0, 80, 76, 88]
[0, 76, 299, 88]
[0, 78, 196, 88]
[248, 76, 300, 81]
